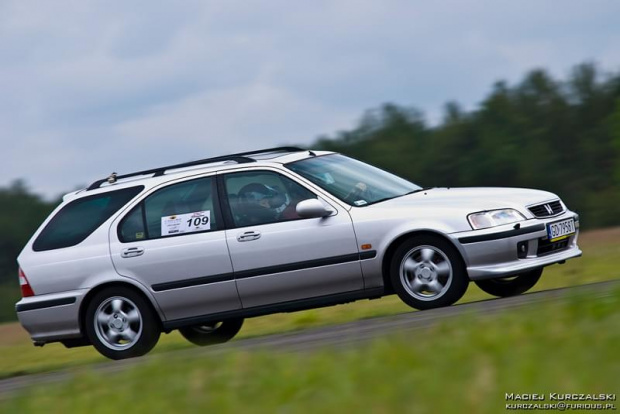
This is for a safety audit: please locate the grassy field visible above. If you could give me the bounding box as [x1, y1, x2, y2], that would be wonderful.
[2, 273, 619, 412]
[0, 227, 619, 380]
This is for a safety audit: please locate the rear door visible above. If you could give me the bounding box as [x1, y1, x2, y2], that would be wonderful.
[109, 175, 241, 322]
[220, 168, 363, 308]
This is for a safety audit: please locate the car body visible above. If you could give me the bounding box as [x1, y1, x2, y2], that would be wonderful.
[16, 147, 582, 359]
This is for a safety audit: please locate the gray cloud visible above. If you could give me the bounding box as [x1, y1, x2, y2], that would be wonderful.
[1, 0, 619, 198]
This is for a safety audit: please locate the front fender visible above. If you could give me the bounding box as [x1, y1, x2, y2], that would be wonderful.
[352, 217, 468, 289]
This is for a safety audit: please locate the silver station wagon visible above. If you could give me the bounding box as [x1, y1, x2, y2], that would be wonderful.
[16, 147, 582, 359]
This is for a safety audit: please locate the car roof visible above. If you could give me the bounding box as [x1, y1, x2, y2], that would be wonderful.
[62, 147, 334, 201]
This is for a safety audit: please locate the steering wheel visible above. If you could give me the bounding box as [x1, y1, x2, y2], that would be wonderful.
[272, 192, 292, 219]
[344, 182, 371, 204]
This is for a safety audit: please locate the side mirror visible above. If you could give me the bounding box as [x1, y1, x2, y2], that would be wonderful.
[296, 199, 334, 219]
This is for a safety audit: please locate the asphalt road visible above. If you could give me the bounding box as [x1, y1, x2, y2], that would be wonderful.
[1, 280, 618, 397]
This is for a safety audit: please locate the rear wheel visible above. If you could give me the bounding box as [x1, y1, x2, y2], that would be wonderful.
[474, 268, 543, 297]
[390, 235, 468, 310]
[85, 287, 160, 360]
[179, 318, 244, 346]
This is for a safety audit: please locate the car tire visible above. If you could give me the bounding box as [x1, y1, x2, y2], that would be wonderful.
[474, 268, 543, 297]
[390, 235, 468, 310]
[178, 318, 244, 346]
[84, 287, 161, 360]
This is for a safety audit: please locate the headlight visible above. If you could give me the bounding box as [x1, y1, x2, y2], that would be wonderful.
[467, 209, 526, 230]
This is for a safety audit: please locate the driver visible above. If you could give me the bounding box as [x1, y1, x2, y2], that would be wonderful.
[238, 183, 294, 223]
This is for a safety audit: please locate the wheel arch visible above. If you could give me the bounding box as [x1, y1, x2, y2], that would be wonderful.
[78, 281, 164, 337]
[380, 229, 468, 294]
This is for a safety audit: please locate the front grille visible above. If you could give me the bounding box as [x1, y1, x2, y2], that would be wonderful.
[537, 237, 569, 256]
[528, 200, 563, 218]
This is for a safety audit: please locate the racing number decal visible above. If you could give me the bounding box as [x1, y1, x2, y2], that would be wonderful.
[161, 211, 211, 236]
[186, 216, 210, 227]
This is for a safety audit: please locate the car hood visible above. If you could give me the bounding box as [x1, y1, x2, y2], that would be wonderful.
[377, 187, 559, 212]
[350, 187, 561, 234]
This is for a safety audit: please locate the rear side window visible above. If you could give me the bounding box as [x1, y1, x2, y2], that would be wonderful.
[33, 186, 144, 252]
[118, 176, 220, 242]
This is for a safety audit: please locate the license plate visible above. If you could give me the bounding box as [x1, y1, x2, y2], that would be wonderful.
[547, 218, 575, 241]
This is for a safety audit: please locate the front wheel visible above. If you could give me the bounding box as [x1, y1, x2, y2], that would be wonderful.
[390, 236, 469, 310]
[474, 268, 543, 297]
[179, 318, 244, 346]
[85, 287, 161, 360]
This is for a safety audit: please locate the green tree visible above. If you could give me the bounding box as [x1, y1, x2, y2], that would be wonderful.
[315, 62, 620, 229]
[0, 181, 57, 283]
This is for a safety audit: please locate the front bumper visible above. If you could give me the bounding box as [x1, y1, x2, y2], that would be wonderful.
[453, 212, 582, 280]
[15, 289, 87, 344]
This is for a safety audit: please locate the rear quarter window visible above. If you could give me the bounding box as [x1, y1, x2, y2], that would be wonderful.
[32, 186, 144, 251]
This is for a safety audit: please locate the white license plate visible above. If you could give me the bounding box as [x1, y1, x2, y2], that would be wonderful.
[547, 218, 575, 241]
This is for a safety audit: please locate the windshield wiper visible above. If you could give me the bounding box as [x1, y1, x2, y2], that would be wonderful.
[406, 187, 435, 195]
[365, 187, 433, 206]
[359, 188, 435, 206]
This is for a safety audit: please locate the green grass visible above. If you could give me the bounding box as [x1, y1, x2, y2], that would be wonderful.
[2, 279, 619, 413]
[0, 228, 619, 380]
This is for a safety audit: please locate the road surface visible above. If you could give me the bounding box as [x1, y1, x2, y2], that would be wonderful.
[1, 280, 617, 397]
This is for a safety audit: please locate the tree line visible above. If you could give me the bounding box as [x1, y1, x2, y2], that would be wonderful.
[0, 181, 57, 321]
[1, 62, 619, 322]
[314, 63, 620, 229]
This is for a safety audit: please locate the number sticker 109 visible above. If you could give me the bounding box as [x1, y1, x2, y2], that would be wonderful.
[187, 216, 209, 227]
[161, 210, 211, 236]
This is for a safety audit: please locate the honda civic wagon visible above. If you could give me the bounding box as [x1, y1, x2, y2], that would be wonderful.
[16, 147, 581, 359]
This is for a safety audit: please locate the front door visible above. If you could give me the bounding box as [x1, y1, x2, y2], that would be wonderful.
[220, 169, 363, 308]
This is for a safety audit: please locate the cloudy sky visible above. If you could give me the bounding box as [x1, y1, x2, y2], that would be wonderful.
[1, 1, 619, 198]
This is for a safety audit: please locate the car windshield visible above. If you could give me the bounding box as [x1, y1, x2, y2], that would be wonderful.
[286, 154, 421, 206]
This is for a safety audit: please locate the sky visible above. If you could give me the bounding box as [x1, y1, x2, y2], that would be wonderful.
[1, 1, 619, 199]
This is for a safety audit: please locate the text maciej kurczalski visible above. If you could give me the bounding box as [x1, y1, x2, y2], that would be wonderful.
[506, 393, 616, 401]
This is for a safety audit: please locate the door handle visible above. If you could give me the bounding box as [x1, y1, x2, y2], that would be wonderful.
[237, 231, 261, 242]
[121, 247, 145, 258]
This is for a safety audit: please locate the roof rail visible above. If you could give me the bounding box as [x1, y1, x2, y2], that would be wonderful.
[232, 146, 306, 156]
[86, 146, 307, 190]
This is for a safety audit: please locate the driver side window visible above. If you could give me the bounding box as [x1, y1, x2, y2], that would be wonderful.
[223, 171, 316, 228]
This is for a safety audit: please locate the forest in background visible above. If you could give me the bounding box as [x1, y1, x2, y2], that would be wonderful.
[1, 62, 619, 322]
[315, 63, 620, 229]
